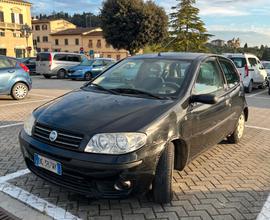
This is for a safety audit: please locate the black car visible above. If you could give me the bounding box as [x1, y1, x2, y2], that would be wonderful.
[19, 57, 36, 75]
[20, 53, 248, 203]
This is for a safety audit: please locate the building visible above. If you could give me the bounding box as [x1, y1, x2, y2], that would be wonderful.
[0, 0, 33, 57]
[50, 27, 129, 60]
[227, 38, 241, 49]
[32, 18, 76, 52]
[210, 39, 225, 47]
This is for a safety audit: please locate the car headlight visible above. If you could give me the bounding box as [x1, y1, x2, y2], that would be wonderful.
[24, 113, 35, 136]
[85, 133, 147, 155]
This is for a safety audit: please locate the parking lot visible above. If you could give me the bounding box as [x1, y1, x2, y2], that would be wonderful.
[0, 76, 270, 220]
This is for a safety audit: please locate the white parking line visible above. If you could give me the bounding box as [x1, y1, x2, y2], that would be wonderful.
[30, 94, 57, 99]
[0, 122, 23, 129]
[0, 169, 30, 183]
[257, 194, 270, 220]
[247, 90, 268, 98]
[246, 125, 270, 132]
[0, 99, 50, 107]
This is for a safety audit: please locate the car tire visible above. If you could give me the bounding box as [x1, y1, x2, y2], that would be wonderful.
[152, 142, 174, 204]
[268, 87, 270, 95]
[245, 80, 253, 93]
[43, 74, 51, 79]
[227, 112, 245, 144]
[84, 72, 92, 81]
[11, 82, 29, 100]
[57, 69, 66, 79]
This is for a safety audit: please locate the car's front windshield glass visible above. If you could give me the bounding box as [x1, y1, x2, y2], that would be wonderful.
[88, 58, 191, 98]
[80, 59, 95, 66]
[263, 63, 270, 69]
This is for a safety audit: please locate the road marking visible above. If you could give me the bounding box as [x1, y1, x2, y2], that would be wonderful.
[247, 90, 267, 98]
[0, 182, 81, 220]
[0, 99, 50, 107]
[0, 123, 23, 129]
[257, 194, 270, 220]
[0, 169, 30, 183]
[246, 125, 270, 132]
[248, 96, 270, 100]
[30, 93, 56, 99]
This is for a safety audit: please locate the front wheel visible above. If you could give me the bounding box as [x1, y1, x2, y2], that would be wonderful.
[152, 142, 174, 203]
[11, 82, 29, 100]
[57, 69, 66, 79]
[227, 112, 245, 144]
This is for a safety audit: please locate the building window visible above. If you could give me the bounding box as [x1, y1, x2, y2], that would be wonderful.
[75, 38, 79, 45]
[105, 42, 110, 48]
[43, 36, 48, 42]
[116, 55, 121, 60]
[55, 39, 59, 45]
[97, 39, 101, 48]
[37, 36, 40, 43]
[13, 32, 23, 38]
[19, 14, 23, 24]
[42, 25, 47, 30]
[14, 49, 25, 58]
[65, 39, 68, 45]
[0, 30, 5, 37]
[0, 11, 4, 22]
[107, 55, 112, 58]
[33, 39, 37, 46]
[0, 48, 6, 56]
[11, 13, 23, 24]
[88, 40, 93, 48]
[35, 25, 40, 31]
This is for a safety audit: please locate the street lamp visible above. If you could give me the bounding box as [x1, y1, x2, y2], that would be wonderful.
[20, 24, 32, 57]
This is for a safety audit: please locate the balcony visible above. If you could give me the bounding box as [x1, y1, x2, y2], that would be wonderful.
[0, 22, 22, 30]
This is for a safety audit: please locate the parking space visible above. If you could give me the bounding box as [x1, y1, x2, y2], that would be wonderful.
[0, 77, 270, 220]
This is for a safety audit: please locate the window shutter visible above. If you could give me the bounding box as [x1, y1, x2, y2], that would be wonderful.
[19, 14, 23, 24]
[11, 13, 15, 23]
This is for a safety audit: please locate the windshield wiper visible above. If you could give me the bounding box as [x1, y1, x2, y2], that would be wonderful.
[88, 83, 119, 95]
[112, 88, 164, 100]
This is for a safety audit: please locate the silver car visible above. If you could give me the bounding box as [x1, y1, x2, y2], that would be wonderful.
[36, 52, 87, 79]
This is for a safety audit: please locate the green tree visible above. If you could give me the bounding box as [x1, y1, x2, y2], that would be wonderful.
[169, 0, 210, 52]
[262, 48, 270, 61]
[100, 0, 168, 55]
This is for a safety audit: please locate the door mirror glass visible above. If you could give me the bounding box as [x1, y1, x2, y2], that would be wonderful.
[190, 94, 218, 105]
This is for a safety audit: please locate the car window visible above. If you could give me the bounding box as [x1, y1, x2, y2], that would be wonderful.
[104, 60, 115, 66]
[54, 54, 67, 61]
[194, 60, 225, 95]
[230, 57, 246, 68]
[0, 57, 15, 69]
[219, 59, 240, 88]
[67, 55, 81, 62]
[248, 58, 257, 67]
[93, 60, 104, 67]
[37, 53, 51, 61]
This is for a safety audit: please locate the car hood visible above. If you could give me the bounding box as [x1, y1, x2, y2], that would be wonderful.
[35, 89, 173, 135]
[69, 65, 92, 72]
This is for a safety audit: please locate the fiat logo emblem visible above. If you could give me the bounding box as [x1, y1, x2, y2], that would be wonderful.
[49, 130, 58, 142]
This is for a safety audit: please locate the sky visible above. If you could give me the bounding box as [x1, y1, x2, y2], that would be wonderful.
[29, 0, 270, 46]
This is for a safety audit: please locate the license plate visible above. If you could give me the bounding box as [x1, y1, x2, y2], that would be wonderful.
[34, 154, 62, 175]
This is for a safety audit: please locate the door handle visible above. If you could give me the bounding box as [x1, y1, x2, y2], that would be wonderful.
[8, 70, 15, 73]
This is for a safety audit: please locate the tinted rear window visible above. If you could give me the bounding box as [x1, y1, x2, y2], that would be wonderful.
[37, 53, 51, 61]
[230, 57, 246, 68]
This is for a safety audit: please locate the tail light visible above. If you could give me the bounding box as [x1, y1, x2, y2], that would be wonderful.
[19, 63, 30, 73]
[244, 64, 249, 77]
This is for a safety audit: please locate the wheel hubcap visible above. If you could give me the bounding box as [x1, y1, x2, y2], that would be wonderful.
[15, 85, 27, 98]
[237, 114, 245, 139]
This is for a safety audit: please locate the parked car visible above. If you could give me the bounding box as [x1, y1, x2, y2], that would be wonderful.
[0, 55, 32, 100]
[20, 53, 248, 203]
[262, 61, 270, 95]
[36, 52, 87, 79]
[224, 53, 268, 93]
[19, 57, 37, 75]
[67, 58, 116, 81]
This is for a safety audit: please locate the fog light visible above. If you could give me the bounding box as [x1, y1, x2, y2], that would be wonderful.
[114, 180, 132, 191]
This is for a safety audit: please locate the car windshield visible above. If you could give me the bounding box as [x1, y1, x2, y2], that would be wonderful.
[230, 57, 247, 68]
[88, 58, 192, 98]
[263, 62, 270, 69]
[79, 59, 95, 66]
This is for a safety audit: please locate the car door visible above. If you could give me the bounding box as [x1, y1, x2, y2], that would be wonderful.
[0, 57, 16, 93]
[186, 57, 231, 159]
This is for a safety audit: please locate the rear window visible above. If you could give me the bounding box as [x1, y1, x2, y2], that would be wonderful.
[229, 57, 246, 68]
[37, 53, 51, 61]
[248, 58, 258, 67]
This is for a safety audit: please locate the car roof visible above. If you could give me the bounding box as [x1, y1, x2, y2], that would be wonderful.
[131, 52, 223, 61]
[38, 52, 83, 56]
[223, 53, 258, 59]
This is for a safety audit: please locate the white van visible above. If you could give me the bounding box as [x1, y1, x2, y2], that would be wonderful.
[224, 53, 268, 93]
[36, 52, 87, 79]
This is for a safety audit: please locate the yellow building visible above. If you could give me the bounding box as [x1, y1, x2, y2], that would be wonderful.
[32, 18, 76, 53]
[0, 0, 33, 57]
[50, 27, 129, 60]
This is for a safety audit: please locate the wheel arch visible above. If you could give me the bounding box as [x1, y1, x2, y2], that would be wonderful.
[171, 138, 189, 171]
[244, 107, 249, 121]
[10, 80, 29, 94]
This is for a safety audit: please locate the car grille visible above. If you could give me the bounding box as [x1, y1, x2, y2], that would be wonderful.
[33, 123, 84, 150]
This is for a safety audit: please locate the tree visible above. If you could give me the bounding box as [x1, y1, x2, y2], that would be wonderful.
[244, 43, 248, 49]
[169, 0, 210, 52]
[100, 0, 168, 55]
[262, 48, 270, 61]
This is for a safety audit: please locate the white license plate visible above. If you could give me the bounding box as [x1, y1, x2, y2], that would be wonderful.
[34, 154, 62, 175]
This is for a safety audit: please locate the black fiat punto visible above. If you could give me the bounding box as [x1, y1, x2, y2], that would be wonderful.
[20, 53, 248, 203]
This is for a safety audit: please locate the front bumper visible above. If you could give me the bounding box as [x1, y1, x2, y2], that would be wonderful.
[19, 131, 162, 199]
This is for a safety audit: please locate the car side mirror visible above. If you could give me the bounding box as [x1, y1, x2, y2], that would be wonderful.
[259, 66, 265, 70]
[190, 94, 218, 105]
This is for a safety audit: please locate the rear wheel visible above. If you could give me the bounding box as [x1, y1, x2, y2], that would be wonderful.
[11, 82, 28, 100]
[227, 112, 245, 144]
[43, 74, 51, 79]
[57, 69, 66, 79]
[84, 72, 92, 81]
[152, 142, 174, 204]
